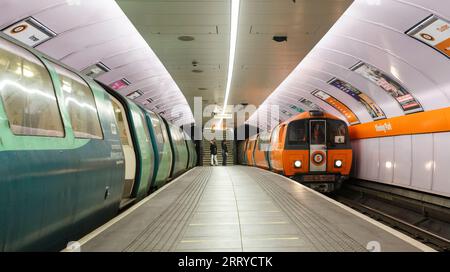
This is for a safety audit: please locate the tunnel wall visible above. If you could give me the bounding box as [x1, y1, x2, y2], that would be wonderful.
[351, 132, 450, 197]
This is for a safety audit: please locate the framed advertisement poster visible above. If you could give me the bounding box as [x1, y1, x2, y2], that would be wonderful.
[311, 89, 360, 125]
[351, 61, 423, 114]
[406, 14, 450, 59]
[328, 78, 385, 120]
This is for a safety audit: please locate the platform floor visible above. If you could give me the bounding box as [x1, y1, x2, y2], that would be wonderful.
[80, 166, 433, 252]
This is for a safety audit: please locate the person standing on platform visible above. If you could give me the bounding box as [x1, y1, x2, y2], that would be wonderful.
[210, 139, 218, 166]
[221, 140, 228, 166]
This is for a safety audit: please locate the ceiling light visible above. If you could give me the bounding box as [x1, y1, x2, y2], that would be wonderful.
[222, 0, 240, 114]
[192, 69, 203, 73]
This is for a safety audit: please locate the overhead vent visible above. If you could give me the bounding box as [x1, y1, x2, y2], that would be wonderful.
[192, 69, 203, 73]
[198, 87, 208, 91]
[178, 35, 195, 41]
[273, 35, 288, 42]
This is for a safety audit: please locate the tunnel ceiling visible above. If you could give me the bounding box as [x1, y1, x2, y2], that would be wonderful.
[116, 0, 353, 126]
[0, 0, 194, 126]
[249, 0, 450, 131]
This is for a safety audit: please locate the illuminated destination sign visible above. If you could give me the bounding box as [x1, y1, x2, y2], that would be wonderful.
[351, 61, 423, 114]
[406, 14, 450, 58]
[329, 78, 385, 120]
[2, 17, 56, 47]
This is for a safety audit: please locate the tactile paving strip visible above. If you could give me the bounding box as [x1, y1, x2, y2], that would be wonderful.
[123, 167, 212, 251]
[240, 168, 366, 252]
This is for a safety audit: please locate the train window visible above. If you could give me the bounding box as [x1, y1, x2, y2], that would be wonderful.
[327, 120, 348, 147]
[270, 125, 280, 146]
[258, 132, 271, 151]
[111, 97, 130, 146]
[287, 120, 308, 146]
[0, 39, 64, 137]
[53, 65, 103, 139]
[149, 111, 164, 144]
[160, 117, 170, 144]
[139, 112, 150, 143]
[310, 120, 326, 145]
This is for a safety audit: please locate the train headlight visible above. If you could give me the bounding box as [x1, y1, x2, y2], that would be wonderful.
[294, 160, 302, 168]
[334, 160, 343, 168]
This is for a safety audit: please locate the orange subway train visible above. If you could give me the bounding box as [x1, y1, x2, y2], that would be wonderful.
[239, 110, 352, 192]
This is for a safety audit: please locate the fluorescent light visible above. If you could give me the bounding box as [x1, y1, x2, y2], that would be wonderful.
[222, 0, 240, 114]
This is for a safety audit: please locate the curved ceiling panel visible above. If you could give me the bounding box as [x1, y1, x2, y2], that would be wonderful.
[0, 0, 194, 126]
[251, 0, 450, 131]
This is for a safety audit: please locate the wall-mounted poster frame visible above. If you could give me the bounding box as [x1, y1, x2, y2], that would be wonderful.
[328, 77, 385, 120]
[350, 61, 423, 114]
[311, 89, 360, 125]
[406, 14, 450, 59]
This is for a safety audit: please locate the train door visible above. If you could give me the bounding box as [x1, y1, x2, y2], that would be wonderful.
[110, 96, 137, 199]
[309, 120, 327, 172]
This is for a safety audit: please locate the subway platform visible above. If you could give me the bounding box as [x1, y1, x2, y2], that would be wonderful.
[77, 166, 433, 252]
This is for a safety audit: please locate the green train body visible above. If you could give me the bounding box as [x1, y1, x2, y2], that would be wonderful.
[142, 108, 173, 191]
[164, 119, 190, 178]
[0, 33, 197, 251]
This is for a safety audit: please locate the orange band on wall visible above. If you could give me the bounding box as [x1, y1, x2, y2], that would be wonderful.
[349, 107, 450, 139]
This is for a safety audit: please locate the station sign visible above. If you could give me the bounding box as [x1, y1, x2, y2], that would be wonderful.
[311, 89, 360, 125]
[406, 14, 450, 58]
[2, 17, 56, 47]
[328, 78, 385, 120]
[351, 61, 423, 114]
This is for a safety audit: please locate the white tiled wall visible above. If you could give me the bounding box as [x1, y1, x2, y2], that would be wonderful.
[351, 132, 450, 197]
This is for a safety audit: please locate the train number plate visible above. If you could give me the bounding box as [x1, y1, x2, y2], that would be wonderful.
[302, 175, 336, 182]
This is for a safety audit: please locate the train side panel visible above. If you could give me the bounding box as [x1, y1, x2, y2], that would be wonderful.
[127, 103, 154, 199]
[0, 35, 125, 251]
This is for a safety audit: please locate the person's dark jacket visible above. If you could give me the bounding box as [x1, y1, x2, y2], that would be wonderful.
[210, 142, 217, 155]
[221, 141, 228, 154]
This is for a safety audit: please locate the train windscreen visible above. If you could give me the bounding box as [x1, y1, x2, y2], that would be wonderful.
[326, 119, 350, 149]
[286, 120, 308, 149]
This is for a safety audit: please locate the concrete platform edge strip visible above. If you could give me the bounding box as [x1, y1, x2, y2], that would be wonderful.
[261, 169, 436, 252]
[62, 167, 198, 252]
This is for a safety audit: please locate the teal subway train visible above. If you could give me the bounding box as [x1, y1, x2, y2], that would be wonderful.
[0, 34, 197, 251]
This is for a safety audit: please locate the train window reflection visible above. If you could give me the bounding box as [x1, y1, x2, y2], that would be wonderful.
[53, 64, 103, 139]
[0, 39, 64, 137]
